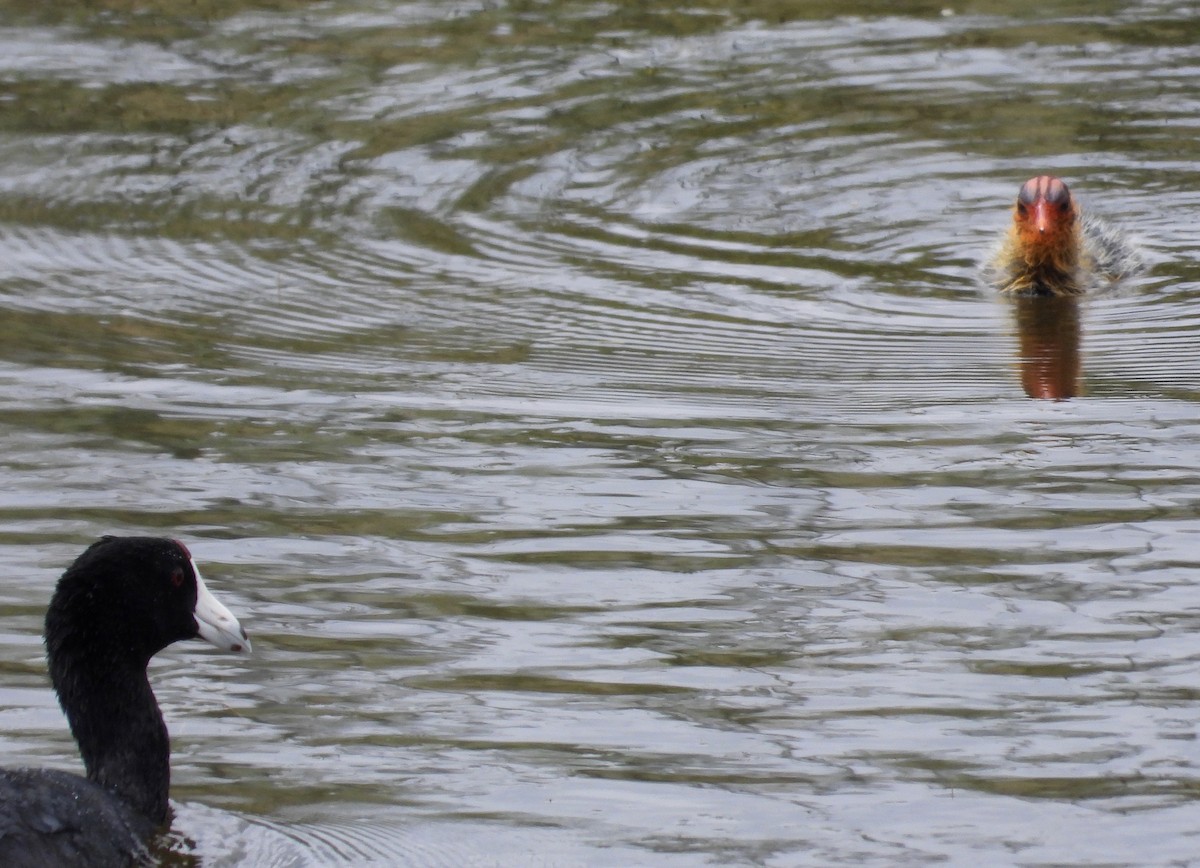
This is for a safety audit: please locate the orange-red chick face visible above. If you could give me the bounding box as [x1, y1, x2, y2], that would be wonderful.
[1012, 175, 1077, 268]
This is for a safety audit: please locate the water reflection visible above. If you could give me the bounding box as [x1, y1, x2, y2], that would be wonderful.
[1010, 295, 1082, 400]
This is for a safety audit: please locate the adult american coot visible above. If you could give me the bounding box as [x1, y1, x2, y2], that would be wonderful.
[985, 175, 1145, 296]
[0, 536, 250, 867]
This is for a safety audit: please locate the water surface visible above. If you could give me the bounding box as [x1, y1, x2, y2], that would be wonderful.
[1, 0, 1199, 864]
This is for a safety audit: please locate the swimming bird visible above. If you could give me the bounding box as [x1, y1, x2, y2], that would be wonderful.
[986, 175, 1144, 295]
[0, 536, 249, 867]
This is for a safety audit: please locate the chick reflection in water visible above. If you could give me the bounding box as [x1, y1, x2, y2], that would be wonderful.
[985, 175, 1145, 399]
[1011, 295, 1082, 399]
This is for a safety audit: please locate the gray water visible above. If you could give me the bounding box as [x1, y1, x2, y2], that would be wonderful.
[1, 0, 1200, 865]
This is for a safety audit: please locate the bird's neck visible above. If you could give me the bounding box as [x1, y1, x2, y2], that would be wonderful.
[1004, 222, 1085, 295]
[51, 654, 171, 823]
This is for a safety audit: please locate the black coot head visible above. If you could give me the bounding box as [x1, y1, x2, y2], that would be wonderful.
[46, 536, 248, 666]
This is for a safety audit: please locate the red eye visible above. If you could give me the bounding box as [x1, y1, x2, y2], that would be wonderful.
[170, 567, 185, 588]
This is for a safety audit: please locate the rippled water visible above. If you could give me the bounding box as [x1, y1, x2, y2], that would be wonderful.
[1, 0, 1200, 864]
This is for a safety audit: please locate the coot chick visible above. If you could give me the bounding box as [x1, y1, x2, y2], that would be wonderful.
[986, 175, 1145, 295]
[0, 537, 249, 867]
